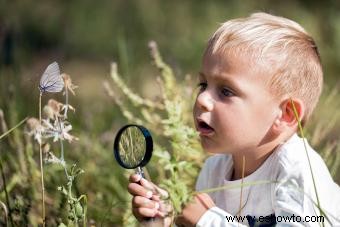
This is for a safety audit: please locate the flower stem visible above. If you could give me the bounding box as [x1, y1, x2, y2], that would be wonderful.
[39, 92, 46, 227]
[60, 131, 64, 162]
[64, 89, 69, 119]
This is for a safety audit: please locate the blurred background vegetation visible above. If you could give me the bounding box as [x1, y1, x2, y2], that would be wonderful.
[0, 0, 339, 226]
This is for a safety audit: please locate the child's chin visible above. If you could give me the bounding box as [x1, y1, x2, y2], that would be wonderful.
[206, 149, 227, 154]
[201, 141, 225, 154]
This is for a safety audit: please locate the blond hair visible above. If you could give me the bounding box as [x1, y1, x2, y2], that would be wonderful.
[205, 12, 323, 125]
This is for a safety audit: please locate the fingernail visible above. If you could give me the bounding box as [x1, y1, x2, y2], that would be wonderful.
[152, 194, 160, 201]
[146, 191, 153, 198]
[155, 202, 160, 209]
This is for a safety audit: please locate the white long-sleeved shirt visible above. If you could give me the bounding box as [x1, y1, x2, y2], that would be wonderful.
[195, 134, 340, 226]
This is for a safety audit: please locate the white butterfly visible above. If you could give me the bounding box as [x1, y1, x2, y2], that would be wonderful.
[39, 62, 64, 93]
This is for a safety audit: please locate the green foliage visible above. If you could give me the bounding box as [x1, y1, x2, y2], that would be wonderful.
[105, 41, 205, 224]
[306, 85, 340, 181]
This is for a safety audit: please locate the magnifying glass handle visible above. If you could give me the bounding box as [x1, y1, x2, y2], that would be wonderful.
[135, 167, 155, 222]
[136, 166, 146, 178]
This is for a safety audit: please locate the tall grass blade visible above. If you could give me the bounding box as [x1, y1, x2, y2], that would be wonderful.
[0, 117, 28, 140]
[290, 99, 324, 227]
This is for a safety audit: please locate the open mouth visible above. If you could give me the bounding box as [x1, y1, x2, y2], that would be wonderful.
[197, 119, 214, 135]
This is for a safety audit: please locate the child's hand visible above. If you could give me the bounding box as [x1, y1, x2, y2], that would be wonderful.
[175, 193, 215, 227]
[128, 174, 172, 225]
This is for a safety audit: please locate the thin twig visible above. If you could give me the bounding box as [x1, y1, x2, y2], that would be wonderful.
[39, 92, 46, 227]
[0, 117, 28, 140]
[195, 180, 279, 194]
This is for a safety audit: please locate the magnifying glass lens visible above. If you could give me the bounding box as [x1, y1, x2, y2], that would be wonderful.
[114, 124, 153, 170]
[118, 126, 146, 168]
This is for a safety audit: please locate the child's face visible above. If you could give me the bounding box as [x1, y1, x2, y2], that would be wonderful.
[193, 51, 281, 154]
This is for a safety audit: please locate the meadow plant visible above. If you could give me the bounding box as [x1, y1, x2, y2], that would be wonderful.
[105, 41, 205, 225]
[26, 63, 86, 226]
[0, 109, 28, 226]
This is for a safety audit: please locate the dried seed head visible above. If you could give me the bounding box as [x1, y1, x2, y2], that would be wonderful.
[43, 105, 55, 120]
[26, 117, 44, 144]
[47, 99, 63, 113]
[62, 73, 78, 95]
[44, 151, 62, 164]
[26, 118, 42, 131]
[44, 99, 64, 120]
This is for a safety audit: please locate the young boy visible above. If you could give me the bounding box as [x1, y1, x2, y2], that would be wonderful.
[128, 12, 340, 226]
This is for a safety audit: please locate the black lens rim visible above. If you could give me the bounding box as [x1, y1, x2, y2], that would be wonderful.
[113, 124, 153, 169]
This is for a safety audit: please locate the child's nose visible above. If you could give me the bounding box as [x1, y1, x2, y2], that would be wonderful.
[196, 91, 214, 112]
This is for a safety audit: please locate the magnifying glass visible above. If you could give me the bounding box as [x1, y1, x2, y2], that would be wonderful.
[113, 125, 155, 222]
[113, 124, 153, 180]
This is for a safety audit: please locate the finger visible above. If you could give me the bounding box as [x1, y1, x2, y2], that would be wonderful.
[140, 180, 169, 201]
[141, 179, 169, 199]
[127, 183, 153, 198]
[148, 180, 168, 195]
[129, 174, 142, 183]
[151, 194, 161, 201]
[132, 196, 160, 209]
[156, 210, 166, 218]
[156, 209, 171, 218]
[132, 207, 158, 219]
[155, 200, 173, 220]
[140, 178, 157, 192]
[131, 208, 145, 222]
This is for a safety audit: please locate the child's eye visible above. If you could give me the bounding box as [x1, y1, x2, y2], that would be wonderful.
[197, 82, 207, 91]
[221, 88, 234, 97]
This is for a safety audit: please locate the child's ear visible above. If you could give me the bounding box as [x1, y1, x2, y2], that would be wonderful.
[272, 98, 304, 133]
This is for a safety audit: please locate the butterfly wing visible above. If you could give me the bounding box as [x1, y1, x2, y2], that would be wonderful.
[39, 62, 64, 93]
